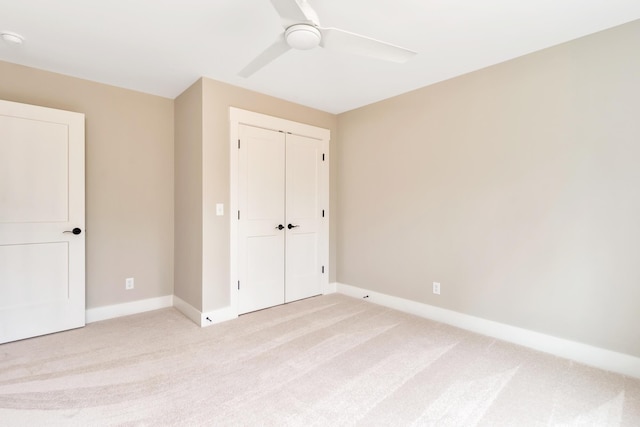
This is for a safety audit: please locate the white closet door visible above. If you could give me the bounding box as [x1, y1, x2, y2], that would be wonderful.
[238, 124, 286, 314]
[234, 110, 328, 316]
[0, 100, 85, 344]
[285, 133, 322, 302]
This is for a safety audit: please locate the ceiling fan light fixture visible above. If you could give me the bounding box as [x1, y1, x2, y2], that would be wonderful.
[285, 24, 321, 50]
[1, 31, 24, 45]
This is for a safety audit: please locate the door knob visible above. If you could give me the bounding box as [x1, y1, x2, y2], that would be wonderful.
[287, 224, 299, 229]
[275, 224, 285, 230]
[63, 227, 82, 235]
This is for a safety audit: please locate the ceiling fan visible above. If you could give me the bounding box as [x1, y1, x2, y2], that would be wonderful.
[238, 0, 417, 77]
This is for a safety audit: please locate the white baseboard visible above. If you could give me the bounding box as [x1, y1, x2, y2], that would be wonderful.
[201, 305, 237, 327]
[86, 295, 174, 324]
[173, 296, 238, 327]
[324, 282, 337, 294]
[172, 296, 202, 325]
[336, 282, 640, 379]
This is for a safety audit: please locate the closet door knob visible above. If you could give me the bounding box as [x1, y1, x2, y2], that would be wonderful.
[275, 224, 285, 230]
[287, 224, 299, 229]
[63, 227, 82, 235]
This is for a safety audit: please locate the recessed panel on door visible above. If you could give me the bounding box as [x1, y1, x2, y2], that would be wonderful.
[0, 242, 69, 308]
[246, 236, 284, 311]
[0, 116, 69, 223]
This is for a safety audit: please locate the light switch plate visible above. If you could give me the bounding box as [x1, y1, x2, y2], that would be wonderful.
[216, 203, 224, 216]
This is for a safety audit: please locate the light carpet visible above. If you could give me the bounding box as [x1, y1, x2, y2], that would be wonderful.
[1, 294, 639, 426]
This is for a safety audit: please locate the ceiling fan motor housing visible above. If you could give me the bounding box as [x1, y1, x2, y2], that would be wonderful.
[285, 24, 321, 50]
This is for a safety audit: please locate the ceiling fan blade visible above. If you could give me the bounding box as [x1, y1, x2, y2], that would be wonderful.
[319, 27, 416, 63]
[238, 35, 291, 78]
[269, 0, 318, 27]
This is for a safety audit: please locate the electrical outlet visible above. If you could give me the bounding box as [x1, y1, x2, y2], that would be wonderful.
[433, 282, 441, 295]
[125, 277, 134, 290]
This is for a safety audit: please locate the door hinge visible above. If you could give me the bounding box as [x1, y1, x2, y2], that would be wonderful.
[237, 210, 240, 220]
[237, 281, 240, 290]
[322, 153, 325, 161]
[238, 139, 240, 149]
[322, 266, 325, 274]
[322, 209, 325, 218]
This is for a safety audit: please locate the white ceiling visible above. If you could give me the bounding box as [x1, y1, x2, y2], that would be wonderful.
[1, 0, 639, 114]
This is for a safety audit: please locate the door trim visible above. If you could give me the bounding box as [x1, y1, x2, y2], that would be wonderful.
[229, 107, 330, 315]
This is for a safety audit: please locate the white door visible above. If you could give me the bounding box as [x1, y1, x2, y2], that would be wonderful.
[285, 133, 322, 303]
[238, 124, 286, 314]
[237, 124, 325, 314]
[0, 99, 85, 344]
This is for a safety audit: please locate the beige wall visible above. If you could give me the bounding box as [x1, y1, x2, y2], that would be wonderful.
[200, 77, 338, 311]
[0, 61, 174, 309]
[174, 80, 203, 309]
[337, 21, 640, 357]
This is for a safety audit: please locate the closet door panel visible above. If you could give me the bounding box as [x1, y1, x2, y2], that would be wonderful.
[238, 125, 285, 314]
[285, 134, 322, 303]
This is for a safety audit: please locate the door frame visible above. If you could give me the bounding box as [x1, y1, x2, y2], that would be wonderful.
[229, 107, 330, 314]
